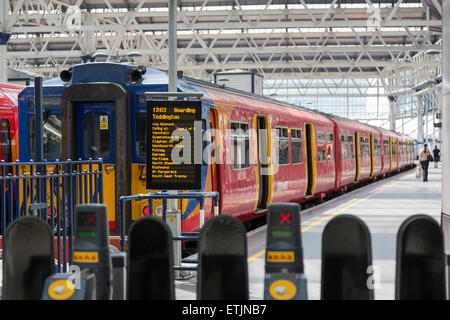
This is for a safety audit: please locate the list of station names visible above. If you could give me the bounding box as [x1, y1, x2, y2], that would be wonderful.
[147, 100, 202, 190]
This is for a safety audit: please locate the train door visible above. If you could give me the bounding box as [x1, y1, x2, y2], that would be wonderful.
[369, 133, 374, 178]
[354, 131, 360, 182]
[305, 123, 316, 197]
[256, 116, 269, 211]
[208, 109, 220, 216]
[75, 102, 117, 229]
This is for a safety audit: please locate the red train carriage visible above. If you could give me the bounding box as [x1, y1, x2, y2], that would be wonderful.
[0, 83, 23, 162]
[204, 87, 336, 226]
[199, 83, 414, 228]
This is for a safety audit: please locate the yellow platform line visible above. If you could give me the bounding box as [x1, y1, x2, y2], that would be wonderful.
[247, 172, 412, 263]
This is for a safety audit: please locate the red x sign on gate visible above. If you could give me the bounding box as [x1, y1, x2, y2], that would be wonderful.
[280, 212, 292, 225]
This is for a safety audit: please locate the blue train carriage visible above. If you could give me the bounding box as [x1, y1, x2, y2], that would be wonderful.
[18, 62, 215, 235]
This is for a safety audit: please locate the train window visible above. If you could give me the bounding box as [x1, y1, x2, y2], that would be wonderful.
[136, 113, 147, 159]
[374, 138, 381, 157]
[359, 137, 364, 158]
[276, 127, 289, 165]
[0, 119, 12, 163]
[230, 121, 250, 169]
[383, 139, 389, 157]
[392, 141, 397, 155]
[291, 128, 302, 164]
[341, 135, 347, 160]
[348, 135, 354, 159]
[28, 114, 62, 161]
[316, 131, 326, 162]
[83, 114, 111, 160]
[326, 132, 334, 161]
[360, 136, 369, 158]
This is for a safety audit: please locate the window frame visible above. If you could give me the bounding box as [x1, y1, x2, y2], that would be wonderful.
[275, 126, 290, 166]
[326, 132, 334, 161]
[291, 128, 302, 164]
[82, 112, 113, 162]
[0, 119, 12, 163]
[28, 112, 63, 161]
[230, 121, 251, 170]
[316, 130, 326, 162]
[348, 135, 355, 160]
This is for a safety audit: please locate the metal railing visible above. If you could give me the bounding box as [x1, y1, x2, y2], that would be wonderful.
[119, 191, 219, 271]
[0, 159, 104, 272]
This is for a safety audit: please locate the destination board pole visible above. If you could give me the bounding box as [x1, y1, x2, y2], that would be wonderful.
[167, 0, 180, 278]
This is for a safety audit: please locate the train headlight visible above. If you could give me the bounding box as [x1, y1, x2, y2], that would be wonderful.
[130, 66, 146, 82]
[60, 69, 72, 82]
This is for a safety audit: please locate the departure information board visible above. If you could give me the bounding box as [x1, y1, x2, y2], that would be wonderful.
[147, 100, 202, 190]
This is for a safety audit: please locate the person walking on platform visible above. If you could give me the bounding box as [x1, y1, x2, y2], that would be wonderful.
[433, 146, 441, 168]
[419, 144, 433, 182]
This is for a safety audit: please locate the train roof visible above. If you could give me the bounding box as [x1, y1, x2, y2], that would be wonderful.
[0, 83, 24, 107]
[18, 62, 410, 139]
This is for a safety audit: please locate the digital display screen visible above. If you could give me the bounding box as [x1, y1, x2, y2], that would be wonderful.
[77, 211, 97, 228]
[270, 212, 293, 238]
[147, 100, 202, 190]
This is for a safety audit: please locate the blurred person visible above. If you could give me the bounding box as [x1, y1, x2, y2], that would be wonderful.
[419, 143, 433, 182]
[433, 145, 440, 168]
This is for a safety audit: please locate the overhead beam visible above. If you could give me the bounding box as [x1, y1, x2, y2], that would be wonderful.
[10, 19, 441, 33]
[7, 44, 441, 58]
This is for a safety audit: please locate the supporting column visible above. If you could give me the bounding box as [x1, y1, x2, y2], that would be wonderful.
[0, 45, 6, 83]
[433, 90, 437, 149]
[168, 0, 177, 94]
[439, 87, 443, 149]
[0, 0, 10, 83]
[388, 95, 397, 131]
[83, 12, 96, 57]
[441, 0, 450, 253]
[425, 93, 429, 146]
[417, 95, 424, 151]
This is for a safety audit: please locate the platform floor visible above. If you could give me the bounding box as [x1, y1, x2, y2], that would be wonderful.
[175, 164, 442, 300]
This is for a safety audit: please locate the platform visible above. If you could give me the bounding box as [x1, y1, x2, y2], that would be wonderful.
[175, 164, 442, 300]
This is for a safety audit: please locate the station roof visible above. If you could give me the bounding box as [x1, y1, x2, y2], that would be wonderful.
[6, 0, 441, 82]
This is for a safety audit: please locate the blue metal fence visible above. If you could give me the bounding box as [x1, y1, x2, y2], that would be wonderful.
[118, 191, 219, 271]
[0, 159, 103, 272]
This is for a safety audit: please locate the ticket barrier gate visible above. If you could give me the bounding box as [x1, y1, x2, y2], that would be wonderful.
[264, 203, 307, 300]
[72, 204, 112, 300]
[197, 215, 248, 300]
[111, 252, 127, 300]
[3, 216, 54, 300]
[395, 214, 446, 300]
[127, 216, 175, 300]
[321, 215, 373, 300]
[41, 204, 113, 300]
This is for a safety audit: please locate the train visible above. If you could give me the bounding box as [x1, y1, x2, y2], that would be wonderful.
[0, 83, 23, 163]
[16, 62, 414, 235]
